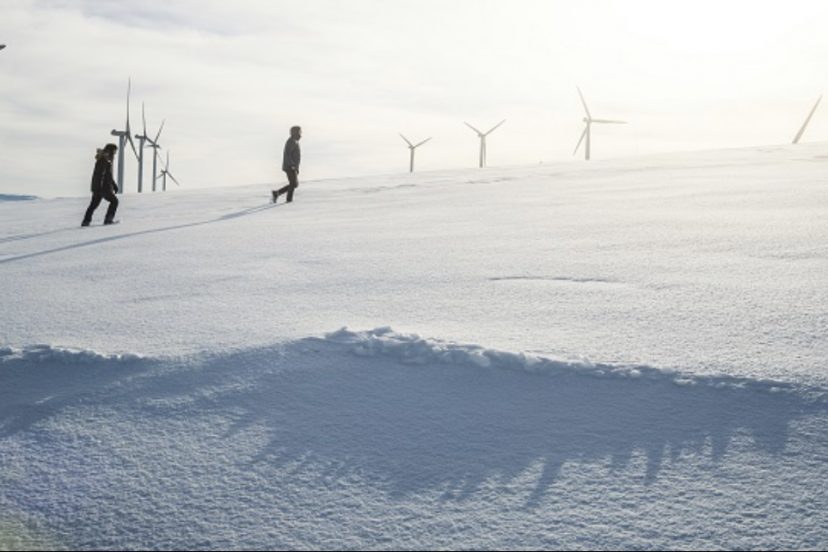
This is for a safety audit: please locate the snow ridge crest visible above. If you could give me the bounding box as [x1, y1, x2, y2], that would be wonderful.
[0, 344, 143, 365]
[324, 327, 824, 399]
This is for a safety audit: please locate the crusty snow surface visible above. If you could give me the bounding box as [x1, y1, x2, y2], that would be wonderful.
[1, 145, 827, 549]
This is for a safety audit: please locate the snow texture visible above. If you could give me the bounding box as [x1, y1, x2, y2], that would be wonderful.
[1, 144, 828, 549]
[1, 330, 827, 550]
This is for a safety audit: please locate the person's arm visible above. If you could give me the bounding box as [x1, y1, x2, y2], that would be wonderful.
[283, 141, 295, 171]
[91, 158, 105, 191]
[290, 142, 301, 173]
[107, 162, 118, 193]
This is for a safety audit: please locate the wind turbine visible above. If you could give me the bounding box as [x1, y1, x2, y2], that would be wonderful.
[464, 120, 506, 168]
[110, 79, 140, 194]
[134, 103, 155, 193]
[156, 151, 181, 191]
[573, 87, 627, 161]
[145, 120, 166, 191]
[792, 95, 822, 145]
[399, 134, 431, 173]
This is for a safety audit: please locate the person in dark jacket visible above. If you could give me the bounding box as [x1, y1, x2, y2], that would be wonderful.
[272, 126, 302, 203]
[82, 143, 119, 226]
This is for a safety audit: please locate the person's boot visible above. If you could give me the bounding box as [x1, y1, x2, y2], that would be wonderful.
[81, 220, 90, 227]
[272, 190, 279, 203]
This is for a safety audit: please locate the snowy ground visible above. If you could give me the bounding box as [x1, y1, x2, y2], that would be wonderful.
[1, 144, 827, 549]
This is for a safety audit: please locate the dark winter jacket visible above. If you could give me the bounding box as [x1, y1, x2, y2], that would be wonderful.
[91, 151, 117, 193]
[282, 138, 301, 173]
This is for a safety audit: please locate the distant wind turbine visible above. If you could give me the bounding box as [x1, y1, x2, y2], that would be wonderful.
[399, 134, 431, 173]
[110, 79, 140, 194]
[134, 103, 154, 193]
[573, 87, 627, 161]
[792, 95, 822, 145]
[464, 120, 506, 168]
[146, 120, 166, 192]
[156, 151, 181, 191]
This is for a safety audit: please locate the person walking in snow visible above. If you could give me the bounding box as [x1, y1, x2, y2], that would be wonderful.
[272, 125, 302, 204]
[82, 143, 119, 227]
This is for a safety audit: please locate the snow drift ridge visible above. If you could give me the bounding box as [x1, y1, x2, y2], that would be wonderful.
[0, 344, 143, 366]
[324, 327, 826, 401]
[2, 328, 824, 402]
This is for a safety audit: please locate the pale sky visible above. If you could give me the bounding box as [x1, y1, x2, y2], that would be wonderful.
[1, 0, 827, 197]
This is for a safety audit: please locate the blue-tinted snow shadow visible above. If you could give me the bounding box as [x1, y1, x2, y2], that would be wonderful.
[0, 351, 155, 439]
[48, 338, 821, 509]
[0, 202, 282, 265]
[0, 194, 38, 202]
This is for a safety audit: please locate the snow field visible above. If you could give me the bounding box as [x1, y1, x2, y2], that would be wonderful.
[2, 144, 828, 548]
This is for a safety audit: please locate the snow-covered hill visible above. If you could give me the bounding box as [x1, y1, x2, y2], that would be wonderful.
[2, 145, 827, 549]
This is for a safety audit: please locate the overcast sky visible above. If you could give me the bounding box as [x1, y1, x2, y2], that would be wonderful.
[1, 0, 827, 197]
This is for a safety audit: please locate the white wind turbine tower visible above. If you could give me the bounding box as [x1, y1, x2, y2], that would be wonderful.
[110, 79, 140, 194]
[573, 87, 627, 161]
[792, 95, 822, 144]
[133, 104, 151, 193]
[464, 120, 506, 168]
[156, 151, 181, 191]
[399, 134, 432, 173]
[146, 120, 166, 192]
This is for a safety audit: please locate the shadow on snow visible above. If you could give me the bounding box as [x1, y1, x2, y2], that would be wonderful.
[1, 337, 824, 509]
[0, 202, 282, 265]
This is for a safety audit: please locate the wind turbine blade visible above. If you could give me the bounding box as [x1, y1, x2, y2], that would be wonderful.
[123, 78, 139, 160]
[414, 137, 432, 148]
[573, 126, 588, 156]
[484, 119, 506, 135]
[165, 150, 170, 170]
[399, 133, 414, 147]
[126, 133, 140, 161]
[577, 86, 592, 119]
[125, 78, 132, 132]
[167, 172, 181, 187]
[142, 103, 147, 138]
[154, 119, 166, 144]
[590, 119, 628, 124]
[464, 122, 483, 135]
[793, 95, 822, 144]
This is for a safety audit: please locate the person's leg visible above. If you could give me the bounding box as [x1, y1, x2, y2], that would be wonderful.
[274, 183, 292, 196]
[273, 184, 288, 203]
[103, 189, 119, 223]
[82, 192, 103, 225]
[286, 170, 298, 202]
[274, 170, 299, 203]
